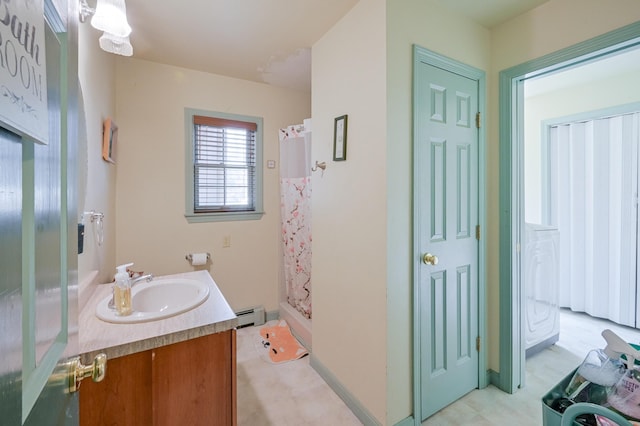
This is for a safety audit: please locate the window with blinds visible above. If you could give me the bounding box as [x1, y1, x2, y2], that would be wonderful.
[184, 108, 263, 222]
[193, 115, 257, 213]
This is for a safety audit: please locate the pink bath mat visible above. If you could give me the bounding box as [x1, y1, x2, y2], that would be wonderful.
[254, 319, 308, 364]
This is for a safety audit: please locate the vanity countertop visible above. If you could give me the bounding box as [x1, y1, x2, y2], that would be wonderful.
[79, 270, 238, 361]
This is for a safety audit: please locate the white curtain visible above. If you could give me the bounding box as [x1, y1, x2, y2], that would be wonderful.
[279, 124, 312, 319]
[549, 112, 640, 327]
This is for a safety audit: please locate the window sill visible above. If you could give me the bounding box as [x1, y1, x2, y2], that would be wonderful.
[185, 211, 265, 223]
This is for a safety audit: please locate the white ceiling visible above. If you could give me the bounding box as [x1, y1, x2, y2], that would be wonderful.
[433, 0, 549, 28]
[122, 0, 550, 92]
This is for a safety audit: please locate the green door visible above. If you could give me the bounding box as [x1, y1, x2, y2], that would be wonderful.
[0, 1, 80, 424]
[415, 59, 480, 420]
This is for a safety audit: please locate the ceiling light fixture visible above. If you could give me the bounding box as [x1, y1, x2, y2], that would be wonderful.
[99, 32, 133, 57]
[79, 0, 134, 56]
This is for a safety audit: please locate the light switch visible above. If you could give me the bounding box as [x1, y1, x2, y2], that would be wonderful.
[267, 160, 276, 169]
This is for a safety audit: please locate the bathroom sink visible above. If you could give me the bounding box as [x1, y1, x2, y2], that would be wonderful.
[95, 278, 210, 324]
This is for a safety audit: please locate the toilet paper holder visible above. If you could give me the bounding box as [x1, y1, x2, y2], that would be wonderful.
[185, 253, 211, 263]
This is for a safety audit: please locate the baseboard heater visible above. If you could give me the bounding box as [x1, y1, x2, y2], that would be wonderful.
[235, 306, 266, 328]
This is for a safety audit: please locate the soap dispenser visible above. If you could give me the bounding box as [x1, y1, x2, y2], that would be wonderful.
[114, 263, 134, 316]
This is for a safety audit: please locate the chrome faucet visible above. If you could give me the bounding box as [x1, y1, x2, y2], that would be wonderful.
[131, 274, 154, 286]
[108, 274, 154, 310]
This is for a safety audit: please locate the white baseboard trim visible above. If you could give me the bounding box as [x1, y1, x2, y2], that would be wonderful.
[309, 354, 381, 426]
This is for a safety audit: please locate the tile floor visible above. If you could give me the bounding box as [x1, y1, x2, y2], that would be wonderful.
[236, 310, 640, 426]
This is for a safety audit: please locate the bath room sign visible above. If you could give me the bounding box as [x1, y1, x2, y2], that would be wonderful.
[0, 0, 48, 144]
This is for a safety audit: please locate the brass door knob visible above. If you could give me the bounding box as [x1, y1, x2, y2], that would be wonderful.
[66, 353, 107, 393]
[422, 253, 438, 265]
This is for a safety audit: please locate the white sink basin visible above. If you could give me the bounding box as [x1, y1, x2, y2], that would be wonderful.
[96, 278, 210, 324]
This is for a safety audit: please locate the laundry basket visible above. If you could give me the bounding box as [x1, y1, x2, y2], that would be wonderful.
[542, 368, 637, 425]
[561, 403, 632, 426]
[542, 368, 576, 426]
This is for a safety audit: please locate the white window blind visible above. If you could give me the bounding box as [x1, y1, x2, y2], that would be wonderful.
[193, 115, 257, 213]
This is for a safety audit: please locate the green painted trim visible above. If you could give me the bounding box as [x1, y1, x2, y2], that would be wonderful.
[184, 108, 194, 217]
[498, 69, 518, 393]
[394, 416, 415, 426]
[542, 101, 640, 128]
[309, 355, 381, 426]
[184, 211, 265, 223]
[59, 24, 70, 347]
[183, 108, 264, 223]
[22, 140, 35, 381]
[412, 45, 487, 424]
[412, 46, 426, 426]
[266, 310, 279, 322]
[498, 21, 640, 394]
[22, 341, 66, 422]
[22, 9, 73, 420]
[477, 62, 488, 392]
[488, 369, 501, 387]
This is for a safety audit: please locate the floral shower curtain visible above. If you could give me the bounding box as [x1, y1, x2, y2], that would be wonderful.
[279, 123, 312, 319]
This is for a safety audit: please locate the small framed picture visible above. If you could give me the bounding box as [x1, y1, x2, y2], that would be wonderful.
[102, 118, 118, 164]
[333, 115, 348, 161]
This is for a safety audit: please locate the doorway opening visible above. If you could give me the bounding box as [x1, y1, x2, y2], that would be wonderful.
[498, 21, 640, 393]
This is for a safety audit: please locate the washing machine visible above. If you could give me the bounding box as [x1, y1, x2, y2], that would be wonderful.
[525, 223, 561, 357]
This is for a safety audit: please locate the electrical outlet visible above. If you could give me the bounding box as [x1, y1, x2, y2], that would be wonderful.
[223, 235, 231, 248]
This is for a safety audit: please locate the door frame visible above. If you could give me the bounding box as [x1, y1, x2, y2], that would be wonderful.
[412, 45, 488, 424]
[497, 21, 640, 393]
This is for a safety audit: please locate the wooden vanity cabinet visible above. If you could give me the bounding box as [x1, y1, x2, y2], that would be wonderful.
[80, 329, 236, 426]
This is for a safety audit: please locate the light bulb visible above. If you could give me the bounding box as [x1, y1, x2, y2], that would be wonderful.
[91, 0, 131, 38]
[99, 32, 133, 57]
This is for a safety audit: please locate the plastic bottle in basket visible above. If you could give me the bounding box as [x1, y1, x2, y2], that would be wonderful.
[565, 329, 628, 401]
[608, 369, 640, 420]
[603, 330, 640, 420]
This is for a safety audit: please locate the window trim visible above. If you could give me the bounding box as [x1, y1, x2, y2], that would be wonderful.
[184, 108, 264, 223]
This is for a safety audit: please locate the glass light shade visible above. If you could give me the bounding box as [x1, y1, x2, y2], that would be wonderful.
[91, 0, 132, 38]
[99, 32, 133, 57]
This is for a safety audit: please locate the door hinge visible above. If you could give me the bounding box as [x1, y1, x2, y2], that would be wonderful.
[475, 112, 481, 129]
[475, 225, 480, 240]
[476, 336, 481, 352]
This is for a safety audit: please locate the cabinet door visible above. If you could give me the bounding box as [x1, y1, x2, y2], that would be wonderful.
[152, 330, 236, 426]
[80, 350, 153, 425]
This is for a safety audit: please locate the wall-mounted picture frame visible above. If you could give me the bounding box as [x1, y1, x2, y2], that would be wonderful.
[333, 114, 348, 161]
[102, 118, 118, 164]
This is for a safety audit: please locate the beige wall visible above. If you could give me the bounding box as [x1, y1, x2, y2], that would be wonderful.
[112, 59, 310, 314]
[77, 23, 117, 286]
[488, 0, 640, 373]
[312, 0, 388, 422]
[311, 1, 489, 423]
[386, 1, 490, 423]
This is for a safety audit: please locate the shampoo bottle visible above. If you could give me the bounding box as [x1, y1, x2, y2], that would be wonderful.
[114, 263, 134, 316]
